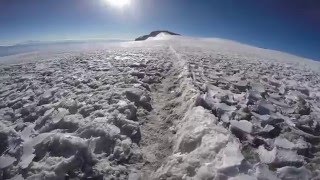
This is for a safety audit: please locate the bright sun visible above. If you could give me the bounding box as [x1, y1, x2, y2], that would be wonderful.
[104, 0, 131, 9]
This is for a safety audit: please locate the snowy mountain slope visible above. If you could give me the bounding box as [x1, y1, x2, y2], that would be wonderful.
[0, 34, 320, 179]
[0, 40, 126, 60]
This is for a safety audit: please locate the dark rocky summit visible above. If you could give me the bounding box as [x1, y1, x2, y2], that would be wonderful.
[135, 30, 180, 41]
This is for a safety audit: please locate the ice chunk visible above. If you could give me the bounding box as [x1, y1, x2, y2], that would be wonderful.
[250, 83, 265, 94]
[38, 88, 57, 105]
[21, 125, 34, 141]
[118, 101, 137, 120]
[20, 153, 35, 169]
[230, 120, 253, 134]
[229, 174, 257, 180]
[247, 90, 262, 104]
[256, 101, 276, 115]
[233, 80, 248, 92]
[253, 163, 280, 180]
[128, 172, 141, 180]
[125, 89, 152, 111]
[177, 125, 206, 153]
[257, 146, 305, 166]
[125, 88, 143, 103]
[277, 166, 311, 180]
[9, 175, 24, 180]
[0, 155, 16, 169]
[220, 140, 244, 169]
[57, 114, 82, 131]
[59, 98, 79, 114]
[216, 103, 237, 112]
[274, 137, 295, 149]
[20, 133, 53, 169]
[78, 105, 95, 117]
[257, 146, 276, 164]
[52, 108, 70, 123]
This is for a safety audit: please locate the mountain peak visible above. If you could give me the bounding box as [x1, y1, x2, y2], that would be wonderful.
[135, 30, 180, 41]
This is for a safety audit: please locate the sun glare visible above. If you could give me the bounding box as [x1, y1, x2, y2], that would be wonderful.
[104, 0, 131, 9]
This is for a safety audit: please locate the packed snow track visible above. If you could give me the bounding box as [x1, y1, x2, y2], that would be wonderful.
[1, 35, 320, 179]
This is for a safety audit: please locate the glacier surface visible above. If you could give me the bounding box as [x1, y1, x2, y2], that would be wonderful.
[0, 34, 320, 179]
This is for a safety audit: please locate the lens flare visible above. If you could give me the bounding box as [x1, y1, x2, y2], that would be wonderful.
[104, 0, 131, 9]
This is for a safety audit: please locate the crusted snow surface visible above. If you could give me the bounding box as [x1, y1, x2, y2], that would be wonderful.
[1, 35, 320, 179]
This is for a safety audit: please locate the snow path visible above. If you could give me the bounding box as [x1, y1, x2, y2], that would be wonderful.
[140, 62, 176, 176]
[140, 45, 190, 178]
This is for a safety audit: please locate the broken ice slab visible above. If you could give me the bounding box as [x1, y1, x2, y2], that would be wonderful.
[276, 166, 311, 180]
[230, 120, 253, 134]
[0, 155, 16, 169]
[257, 146, 305, 167]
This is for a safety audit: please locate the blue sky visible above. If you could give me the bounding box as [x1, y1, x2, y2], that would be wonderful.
[0, 0, 319, 60]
